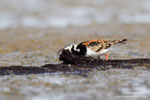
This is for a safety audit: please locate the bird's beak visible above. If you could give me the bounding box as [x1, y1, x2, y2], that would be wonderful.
[57, 48, 63, 56]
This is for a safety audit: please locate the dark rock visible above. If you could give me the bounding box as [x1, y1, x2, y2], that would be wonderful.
[0, 49, 150, 75]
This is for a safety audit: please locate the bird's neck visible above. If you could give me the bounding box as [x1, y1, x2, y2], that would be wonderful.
[72, 44, 87, 56]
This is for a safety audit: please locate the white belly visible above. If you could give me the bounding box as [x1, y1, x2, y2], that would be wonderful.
[86, 48, 109, 58]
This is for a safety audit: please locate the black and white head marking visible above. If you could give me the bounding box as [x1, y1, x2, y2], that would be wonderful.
[64, 44, 80, 53]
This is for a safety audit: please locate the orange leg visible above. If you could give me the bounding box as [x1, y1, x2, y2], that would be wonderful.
[105, 53, 109, 61]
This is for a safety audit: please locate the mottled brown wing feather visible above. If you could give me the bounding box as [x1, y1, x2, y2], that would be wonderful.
[82, 39, 127, 52]
[82, 39, 112, 52]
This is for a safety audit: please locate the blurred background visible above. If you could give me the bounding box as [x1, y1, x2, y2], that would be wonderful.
[0, 0, 150, 29]
[0, 0, 150, 65]
[0, 0, 150, 100]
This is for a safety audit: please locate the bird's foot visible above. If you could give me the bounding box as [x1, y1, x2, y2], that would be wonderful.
[105, 53, 109, 61]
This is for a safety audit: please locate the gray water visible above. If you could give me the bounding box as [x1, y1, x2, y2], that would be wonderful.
[0, 0, 150, 29]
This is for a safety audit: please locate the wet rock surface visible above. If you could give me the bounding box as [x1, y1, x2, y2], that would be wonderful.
[0, 25, 150, 100]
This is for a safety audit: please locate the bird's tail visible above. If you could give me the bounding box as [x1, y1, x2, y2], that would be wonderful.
[111, 38, 127, 46]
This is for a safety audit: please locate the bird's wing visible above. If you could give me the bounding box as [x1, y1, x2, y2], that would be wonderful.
[82, 39, 112, 52]
[82, 39, 127, 52]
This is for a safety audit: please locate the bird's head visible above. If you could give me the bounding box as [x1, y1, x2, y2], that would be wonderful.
[58, 44, 79, 55]
[64, 44, 80, 52]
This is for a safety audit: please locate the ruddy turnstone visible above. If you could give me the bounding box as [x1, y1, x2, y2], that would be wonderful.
[62, 39, 127, 61]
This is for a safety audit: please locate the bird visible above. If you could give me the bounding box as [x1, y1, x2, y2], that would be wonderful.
[61, 39, 127, 61]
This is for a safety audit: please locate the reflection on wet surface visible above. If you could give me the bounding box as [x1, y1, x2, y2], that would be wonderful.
[0, 69, 150, 100]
